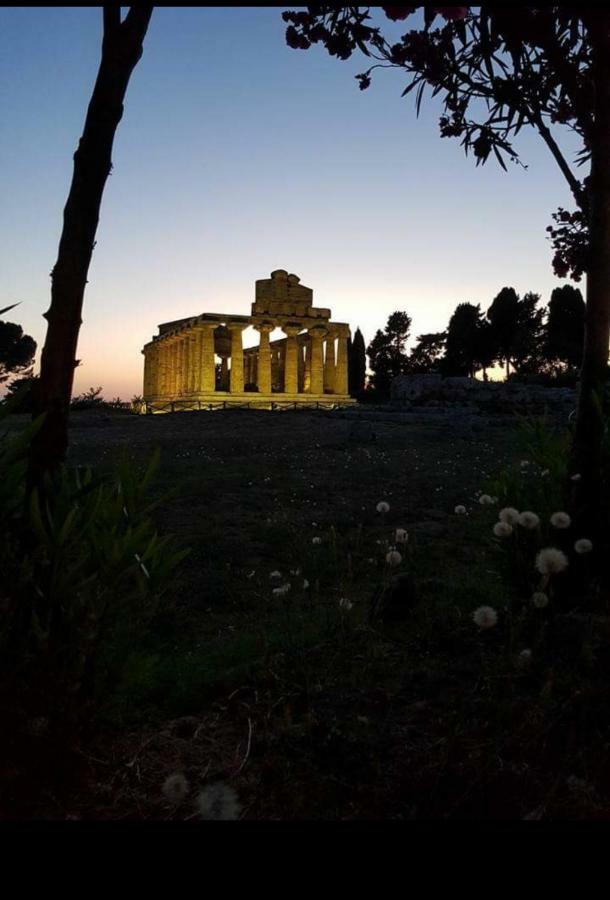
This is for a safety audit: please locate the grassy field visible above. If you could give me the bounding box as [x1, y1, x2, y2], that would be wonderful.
[8, 406, 610, 820]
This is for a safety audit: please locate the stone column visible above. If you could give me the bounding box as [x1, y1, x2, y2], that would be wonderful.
[143, 347, 152, 398]
[151, 342, 162, 395]
[228, 323, 246, 394]
[279, 344, 286, 389]
[167, 339, 177, 396]
[282, 325, 301, 394]
[308, 326, 326, 395]
[298, 341, 305, 392]
[200, 324, 216, 393]
[304, 338, 312, 392]
[255, 324, 272, 394]
[175, 336, 185, 395]
[335, 325, 350, 395]
[184, 331, 196, 394]
[157, 341, 167, 396]
[324, 333, 336, 393]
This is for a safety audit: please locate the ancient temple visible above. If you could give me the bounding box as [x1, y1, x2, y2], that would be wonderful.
[141, 269, 356, 411]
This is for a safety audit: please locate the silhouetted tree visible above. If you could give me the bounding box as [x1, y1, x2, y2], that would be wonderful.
[407, 331, 446, 373]
[546, 284, 586, 372]
[2, 373, 39, 412]
[512, 292, 546, 375]
[281, 5, 610, 536]
[367, 311, 411, 396]
[473, 319, 497, 381]
[0, 320, 36, 384]
[29, 7, 153, 485]
[486, 287, 521, 379]
[442, 303, 484, 378]
[348, 326, 366, 396]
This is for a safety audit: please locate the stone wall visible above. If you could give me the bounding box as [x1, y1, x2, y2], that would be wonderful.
[390, 374, 576, 415]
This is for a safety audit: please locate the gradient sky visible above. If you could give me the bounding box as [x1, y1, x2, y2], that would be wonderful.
[0, 6, 583, 398]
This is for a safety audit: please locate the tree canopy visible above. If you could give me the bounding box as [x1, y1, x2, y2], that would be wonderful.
[0, 320, 36, 384]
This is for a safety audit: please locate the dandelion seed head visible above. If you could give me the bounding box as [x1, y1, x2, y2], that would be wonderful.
[196, 783, 241, 820]
[473, 606, 498, 629]
[518, 511, 540, 530]
[550, 511, 571, 529]
[499, 507, 520, 525]
[493, 521, 513, 538]
[394, 528, 409, 544]
[574, 538, 593, 555]
[535, 547, 569, 575]
[312, 536, 322, 545]
[162, 772, 189, 804]
[478, 494, 494, 505]
[376, 501, 390, 514]
[385, 550, 402, 567]
[531, 591, 549, 608]
[454, 505, 467, 515]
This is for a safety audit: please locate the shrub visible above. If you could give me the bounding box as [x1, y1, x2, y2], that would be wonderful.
[0, 393, 189, 735]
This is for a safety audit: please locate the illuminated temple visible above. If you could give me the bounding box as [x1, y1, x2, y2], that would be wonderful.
[141, 269, 356, 411]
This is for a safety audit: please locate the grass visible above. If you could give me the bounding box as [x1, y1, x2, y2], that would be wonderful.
[6, 405, 610, 821]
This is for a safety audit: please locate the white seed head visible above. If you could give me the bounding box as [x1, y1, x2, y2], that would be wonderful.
[478, 494, 494, 505]
[272, 583, 291, 597]
[394, 528, 409, 544]
[312, 536, 322, 545]
[518, 511, 540, 530]
[574, 538, 593, 555]
[162, 772, 189, 804]
[454, 505, 467, 515]
[376, 501, 390, 514]
[531, 591, 549, 608]
[550, 511, 571, 529]
[473, 606, 498, 629]
[493, 521, 513, 538]
[385, 550, 402, 567]
[196, 783, 242, 821]
[499, 507, 520, 525]
[535, 547, 569, 575]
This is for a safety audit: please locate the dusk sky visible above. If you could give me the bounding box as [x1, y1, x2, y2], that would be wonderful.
[1, 6, 583, 398]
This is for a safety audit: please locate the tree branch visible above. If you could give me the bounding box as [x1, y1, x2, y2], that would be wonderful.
[103, 7, 120, 40]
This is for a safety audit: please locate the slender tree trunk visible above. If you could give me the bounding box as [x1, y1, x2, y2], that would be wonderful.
[570, 15, 610, 535]
[28, 7, 152, 485]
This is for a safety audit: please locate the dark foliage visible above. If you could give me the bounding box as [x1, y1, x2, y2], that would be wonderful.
[0, 320, 36, 384]
[366, 311, 412, 396]
[348, 326, 367, 396]
[546, 284, 586, 371]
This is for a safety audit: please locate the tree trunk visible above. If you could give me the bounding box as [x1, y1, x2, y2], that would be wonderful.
[570, 14, 610, 536]
[28, 7, 152, 485]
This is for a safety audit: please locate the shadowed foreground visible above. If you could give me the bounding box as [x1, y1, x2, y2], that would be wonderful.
[7, 407, 608, 821]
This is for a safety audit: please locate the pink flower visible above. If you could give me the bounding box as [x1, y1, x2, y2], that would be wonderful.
[382, 7, 417, 21]
[433, 6, 469, 20]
